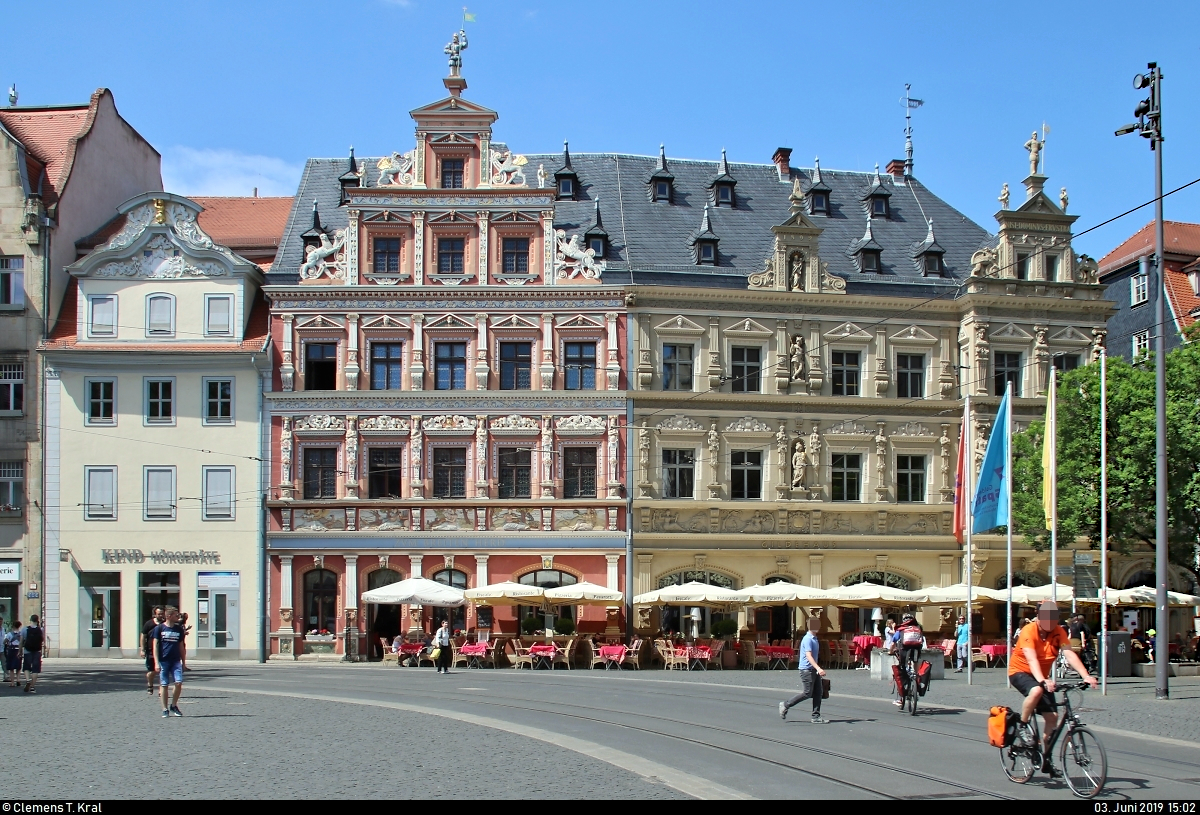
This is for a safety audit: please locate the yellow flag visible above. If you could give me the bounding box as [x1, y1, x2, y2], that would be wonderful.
[1042, 372, 1055, 528]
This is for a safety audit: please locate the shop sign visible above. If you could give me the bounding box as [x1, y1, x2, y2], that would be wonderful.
[101, 549, 221, 565]
[0, 560, 19, 582]
[198, 571, 240, 588]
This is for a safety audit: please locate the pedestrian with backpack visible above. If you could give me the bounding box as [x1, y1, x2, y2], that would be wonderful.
[21, 614, 44, 693]
[3, 619, 21, 686]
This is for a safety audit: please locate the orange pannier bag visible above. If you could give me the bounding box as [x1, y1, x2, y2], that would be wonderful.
[988, 705, 1017, 748]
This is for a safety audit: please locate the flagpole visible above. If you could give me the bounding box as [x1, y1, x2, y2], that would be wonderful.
[1100, 349, 1109, 695]
[1006, 380, 1014, 685]
[965, 395, 974, 685]
[1050, 371, 1058, 603]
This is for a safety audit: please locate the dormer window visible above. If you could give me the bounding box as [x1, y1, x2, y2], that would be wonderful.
[558, 178, 575, 198]
[870, 196, 889, 217]
[861, 251, 881, 272]
[862, 164, 892, 219]
[648, 143, 675, 203]
[441, 158, 465, 189]
[709, 149, 737, 208]
[715, 183, 734, 206]
[698, 242, 716, 264]
[690, 203, 719, 266]
[554, 140, 579, 201]
[653, 180, 672, 202]
[588, 237, 605, 258]
[809, 191, 829, 215]
[584, 199, 608, 261]
[922, 253, 944, 275]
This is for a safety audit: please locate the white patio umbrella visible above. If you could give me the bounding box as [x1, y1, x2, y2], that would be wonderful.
[463, 581, 545, 606]
[632, 581, 742, 607]
[1008, 583, 1075, 605]
[1078, 587, 1200, 608]
[360, 577, 465, 607]
[732, 583, 833, 607]
[822, 582, 929, 608]
[917, 583, 1007, 606]
[543, 582, 623, 606]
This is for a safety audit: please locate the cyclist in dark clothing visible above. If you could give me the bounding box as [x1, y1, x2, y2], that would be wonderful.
[889, 613, 926, 706]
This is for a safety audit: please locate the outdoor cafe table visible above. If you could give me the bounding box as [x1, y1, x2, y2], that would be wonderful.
[760, 645, 795, 670]
[979, 644, 1008, 667]
[529, 644, 558, 670]
[460, 642, 488, 669]
[676, 645, 712, 671]
[852, 635, 882, 662]
[398, 643, 424, 666]
[598, 644, 628, 669]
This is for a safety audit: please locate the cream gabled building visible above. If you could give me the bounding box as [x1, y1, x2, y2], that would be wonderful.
[41, 193, 268, 658]
[625, 150, 1113, 640]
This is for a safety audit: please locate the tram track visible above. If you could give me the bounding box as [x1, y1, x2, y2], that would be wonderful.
[206, 672, 1019, 800]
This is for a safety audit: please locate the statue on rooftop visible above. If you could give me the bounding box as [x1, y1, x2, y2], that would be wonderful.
[1024, 130, 1044, 176]
[445, 30, 468, 75]
[998, 183, 1009, 210]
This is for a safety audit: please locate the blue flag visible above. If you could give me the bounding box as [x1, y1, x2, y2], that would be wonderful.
[972, 389, 1010, 532]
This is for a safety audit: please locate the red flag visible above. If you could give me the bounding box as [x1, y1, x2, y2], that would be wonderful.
[952, 402, 968, 544]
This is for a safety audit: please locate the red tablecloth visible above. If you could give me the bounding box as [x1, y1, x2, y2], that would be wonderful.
[851, 635, 882, 657]
[760, 646, 795, 658]
[598, 645, 627, 664]
[979, 644, 1008, 659]
[528, 644, 558, 656]
[675, 646, 712, 660]
[398, 644, 424, 655]
[460, 643, 488, 656]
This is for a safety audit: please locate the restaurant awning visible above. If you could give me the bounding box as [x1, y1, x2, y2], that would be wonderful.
[463, 581, 545, 606]
[633, 581, 742, 607]
[820, 582, 929, 607]
[732, 583, 833, 607]
[543, 582, 623, 606]
[1077, 587, 1200, 607]
[360, 577, 465, 607]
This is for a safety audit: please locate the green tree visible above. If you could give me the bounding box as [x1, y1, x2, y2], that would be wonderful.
[1010, 329, 1200, 572]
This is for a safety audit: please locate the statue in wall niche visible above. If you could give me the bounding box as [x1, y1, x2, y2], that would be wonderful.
[808, 424, 822, 469]
[789, 334, 807, 381]
[707, 423, 720, 461]
[790, 254, 804, 292]
[1024, 131, 1045, 176]
[775, 425, 789, 459]
[791, 438, 807, 489]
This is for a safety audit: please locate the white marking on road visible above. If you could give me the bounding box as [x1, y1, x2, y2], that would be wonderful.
[205, 684, 752, 800]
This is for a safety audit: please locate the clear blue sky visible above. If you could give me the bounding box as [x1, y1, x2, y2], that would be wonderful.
[7, 0, 1200, 258]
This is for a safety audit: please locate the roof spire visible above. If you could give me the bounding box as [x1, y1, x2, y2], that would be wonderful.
[695, 202, 717, 239]
[812, 156, 823, 184]
[719, 147, 729, 175]
[311, 200, 322, 232]
[657, 143, 668, 172]
[925, 218, 936, 244]
[789, 175, 804, 212]
[902, 83, 923, 177]
[592, 197, 603, 228]
[562, 140, 572, 168]
[348, 145, 357, 174]
[873, 162, 883, 186]
[862, 212, 875, 243]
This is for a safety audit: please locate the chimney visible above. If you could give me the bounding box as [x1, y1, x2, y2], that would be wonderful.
[885, 159, 906, 179]
[772, 147, 793, 180]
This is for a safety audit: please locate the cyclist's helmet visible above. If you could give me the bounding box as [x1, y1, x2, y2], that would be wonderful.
[901, 612, 916, 623]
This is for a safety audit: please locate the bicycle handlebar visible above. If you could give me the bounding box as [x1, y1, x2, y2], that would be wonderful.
[1051, 681, 1092, 692]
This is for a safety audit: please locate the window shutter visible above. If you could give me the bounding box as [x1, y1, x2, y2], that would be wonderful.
[92, 297, 115, 334]
[146, 469, 173, 517]
[207, 297, 232, 334]
[205, 469, 233, 518]
[148, 297, 173, 333]
[88, 469, 114, 517]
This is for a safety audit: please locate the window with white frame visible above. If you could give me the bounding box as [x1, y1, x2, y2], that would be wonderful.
[203, 378, 233, 424]
[205, 295, 233, 336]
[662, 344, 693, 391]
[202, 467, 235, 520]
[730, 450, 762, 500]
[145, 378, 174, 424]
[0, 461, 22, 511]
[89, 295, 116, 336]
[1133, 331, 1150, 358]
[662, 449, 695, 498]
[730, 346, 761, 393]
[0, 363, 23, 413]
[895, 455, 926, 503]
[85, 466, 116, 520]
[86, 378, 115, 425]
[1131, 272, 1149, 306]
[144, 467, 176, 520]
[831, 454, 861, 502]
[146, 294, 175, 336]
[0, 257, 24, 306]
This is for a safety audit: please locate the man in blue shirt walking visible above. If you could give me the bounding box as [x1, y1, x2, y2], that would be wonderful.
[779, 617, 828, 723]
[954, 615, 971, 673]
[153, 606, 187, 718]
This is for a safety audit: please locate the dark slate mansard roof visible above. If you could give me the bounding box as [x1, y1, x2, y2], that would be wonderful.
[270, 152, 994, 296]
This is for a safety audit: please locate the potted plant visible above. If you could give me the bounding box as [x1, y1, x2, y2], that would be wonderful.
[304, 628, 335, 655]
[554, 617, 576, 636]
[521, 615, 541, 635]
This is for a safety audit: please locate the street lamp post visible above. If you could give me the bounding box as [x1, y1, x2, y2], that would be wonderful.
[1117, 62, 1168, 700]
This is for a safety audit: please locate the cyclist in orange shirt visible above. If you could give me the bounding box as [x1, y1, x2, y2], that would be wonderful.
[1009, 600, 1098, 776]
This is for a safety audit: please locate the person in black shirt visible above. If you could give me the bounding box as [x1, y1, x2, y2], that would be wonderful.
[141, 606, 163, 693]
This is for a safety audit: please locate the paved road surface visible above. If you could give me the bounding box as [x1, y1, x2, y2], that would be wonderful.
[5, 660, 1200, 800]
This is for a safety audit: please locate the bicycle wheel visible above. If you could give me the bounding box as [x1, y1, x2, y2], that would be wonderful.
[907, 672, 919, 715]
[1060, 726, 1107, 798]
[999, 745, 1036, 783]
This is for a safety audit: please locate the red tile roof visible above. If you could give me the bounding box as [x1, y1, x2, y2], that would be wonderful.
[1166, 266, 1200, 331]
[1099, 221, 1200, 274]
[191, 197, 292, 253]
[41, 279, 270, 353]
[0, 91, 103, 204]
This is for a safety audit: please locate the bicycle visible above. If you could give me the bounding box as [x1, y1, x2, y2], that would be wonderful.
[998, 681, 1107, 798]
[893, 653, 920, 716]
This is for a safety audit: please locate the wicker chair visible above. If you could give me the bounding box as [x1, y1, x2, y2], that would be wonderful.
[509, 639, 534, 670]
[743, 642, 768, 670]
[451, 643, 469, 670]
[656, 641, 687, 671]
[624, 638, 645, 670]
[589, 640, 607, 670]
[552, 638, 576, 670]
[707, 639, 725, 670]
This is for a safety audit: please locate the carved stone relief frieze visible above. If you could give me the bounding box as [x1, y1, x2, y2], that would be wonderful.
[490, 507, 541, 531]
[293, 508, 347, 532]
[358, 416, 410, 431]
[724, 416, 771, 433]
[293, 415, 346, 431]
[720, 510, 776, 534]
[554, 508, 606, 531]
[425, 508, 474, 531]
[357, 508, 410, 531]
[649, 509, 709, 533]
[656, 415, 703, 431]
[887, 513, 942, 535]
[556, 414, 605, 432]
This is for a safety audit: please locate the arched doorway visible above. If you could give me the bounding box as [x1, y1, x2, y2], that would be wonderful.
[303, 569, 338, 635]
[764, 576, 796, 642]
[656, 570, 738, 638]
[518, 569, 578, 633]
[431, 568, 468, 632]
[367, 568, 402, 659]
